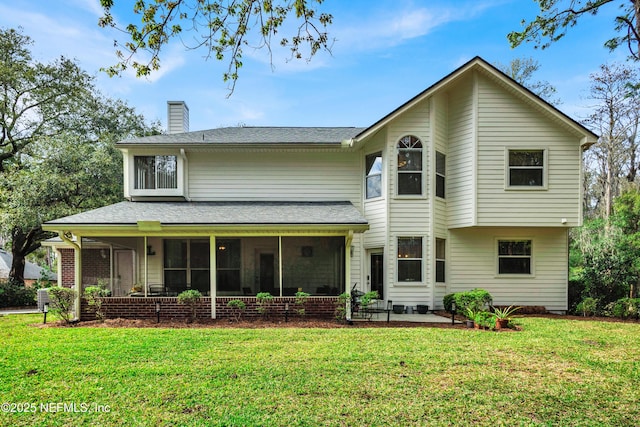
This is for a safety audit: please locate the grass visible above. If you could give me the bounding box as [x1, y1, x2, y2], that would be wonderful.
[0, 315, 638, 426]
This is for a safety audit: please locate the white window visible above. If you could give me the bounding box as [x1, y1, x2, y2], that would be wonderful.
[435, 151, 446, 198]
[508, 150, 544, 187]
[435, 238, 445, 283]
[365, 152, 382, 199]
[134, 155, 177, 190]
[397, 237, 422, 282]
[498, 240, 532, 275]
[397, 136, 422, 195]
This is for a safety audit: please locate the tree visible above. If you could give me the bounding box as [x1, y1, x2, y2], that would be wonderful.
[0, 27, 160, 285]
[495, 57, 560, 105]
[508, 1, 640, 62]
[582, 63, 640, 218]
[0, 28, 93, 173]
[98, 0, 333, 94]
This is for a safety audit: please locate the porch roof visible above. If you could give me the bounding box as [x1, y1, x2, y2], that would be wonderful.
[43, 201, 369, 234]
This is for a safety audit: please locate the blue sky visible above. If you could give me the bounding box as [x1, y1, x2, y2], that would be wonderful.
[0, 0, 628, 132]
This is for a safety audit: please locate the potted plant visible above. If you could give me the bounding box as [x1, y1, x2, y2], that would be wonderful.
[492, 305, 520, 330]
[464, 307, 476, 328]
[474, 311, 494, 330]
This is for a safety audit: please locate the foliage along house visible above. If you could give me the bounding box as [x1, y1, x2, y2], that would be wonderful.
[43, 57, 597, 319]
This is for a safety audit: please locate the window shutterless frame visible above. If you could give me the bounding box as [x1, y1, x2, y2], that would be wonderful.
[397, 237, 423, 282]
[365, 151, 383, 199]
[396, 135, 423, 196]
[505, 148, 548, 190]
[496, 238, 533, 276]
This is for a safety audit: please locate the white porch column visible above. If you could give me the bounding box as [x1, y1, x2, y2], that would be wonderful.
[345, 231, 353, 320]
[210, 236, 216, 319]
[143, 236, 148, 297]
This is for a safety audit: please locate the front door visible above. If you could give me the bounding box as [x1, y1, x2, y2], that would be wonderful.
[115, 250, 134, 296]
[370, 252, 384, 300]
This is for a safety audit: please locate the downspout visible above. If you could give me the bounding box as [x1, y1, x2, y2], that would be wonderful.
[59, 232, 82, 320]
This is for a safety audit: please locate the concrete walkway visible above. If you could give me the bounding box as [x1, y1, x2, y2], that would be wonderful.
[354, 311, 458, 323]
[0, 307, 40, 316]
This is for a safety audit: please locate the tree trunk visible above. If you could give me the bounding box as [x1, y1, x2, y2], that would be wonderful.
[9, 226, 47, 285]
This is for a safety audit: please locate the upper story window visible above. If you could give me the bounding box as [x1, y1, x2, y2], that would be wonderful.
[435, 151, 446, 199]
[397, 136, 422, 195]
[508, 150, 544, 187]
[134, 155, 177, 190]
[498, 240, 532, 275]
[365, 152, 382, 199]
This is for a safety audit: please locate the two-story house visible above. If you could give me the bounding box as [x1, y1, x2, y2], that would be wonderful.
[43, 57, 597, 320]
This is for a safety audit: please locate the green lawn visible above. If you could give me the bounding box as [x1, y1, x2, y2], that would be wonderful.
[0, 315, 638, 426]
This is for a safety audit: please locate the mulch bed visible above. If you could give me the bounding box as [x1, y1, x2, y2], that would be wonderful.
[32, 311, 639, 329]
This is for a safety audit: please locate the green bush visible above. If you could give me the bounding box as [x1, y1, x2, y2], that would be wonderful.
[453, 289, 493, 314]
[256, 292, 274, 319]
[576, 297, 599, 316]
[335, 292, 349, 321]
[605, 298, 640, 319]
[0, 279, 37, 308]
[177, 289, 202, 322]
[443, 293, 455, 312]
[294, 291, 310, 317]
[48, 287, 77, 324]
[227, 299, 246, 322]
[84, 285, 110, 321]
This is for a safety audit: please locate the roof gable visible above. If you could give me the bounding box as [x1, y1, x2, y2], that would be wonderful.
[353, 56, 598, 146]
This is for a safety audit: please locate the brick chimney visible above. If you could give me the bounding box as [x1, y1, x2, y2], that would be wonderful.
[167, 101, 189, 134]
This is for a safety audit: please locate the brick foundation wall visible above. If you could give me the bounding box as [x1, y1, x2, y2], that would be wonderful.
[80, 296, 339, 321]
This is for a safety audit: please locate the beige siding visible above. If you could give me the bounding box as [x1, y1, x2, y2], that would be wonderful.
[384, 99, 432, 305]
[446, 78, 476, 228]
[188, 150, 361, 206]
[363, 131, 388, 249]
[448, 227, 568, 312]
[476, 74, 582, 226]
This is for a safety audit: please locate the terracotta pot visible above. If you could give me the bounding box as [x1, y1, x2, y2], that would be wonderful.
[495, 318, 509, 330]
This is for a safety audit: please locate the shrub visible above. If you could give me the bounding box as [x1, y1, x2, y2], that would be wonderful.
[255, 292, 274, 319]
[0, 279, 37, 308]
[294, 291, 310, 317]
[84, 285, 110, 321]
[453, 289, 493, 314]
[48, 287, 77, 324]
[605, 298, 640, 319]
[576, 297, 598, 316]
[177, 289, 202, 323]
[474, 311, 495, 329]
[227, 299, 246, 322]
[443, 293, 455, 312]
[335, 292, 349, 321]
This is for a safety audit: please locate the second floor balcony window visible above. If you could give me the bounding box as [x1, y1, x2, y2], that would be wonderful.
[134, 155, 177, 189]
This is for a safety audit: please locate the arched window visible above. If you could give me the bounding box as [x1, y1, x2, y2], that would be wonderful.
[397, 136, 423, 195]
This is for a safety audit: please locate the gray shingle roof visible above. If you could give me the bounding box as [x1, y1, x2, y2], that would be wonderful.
[44, 201, 368, 227]
[119, 127, 366, 145]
